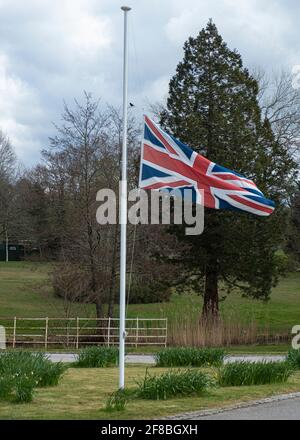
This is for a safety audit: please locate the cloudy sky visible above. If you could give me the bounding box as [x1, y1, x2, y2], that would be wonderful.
[0, 0, 299, 165]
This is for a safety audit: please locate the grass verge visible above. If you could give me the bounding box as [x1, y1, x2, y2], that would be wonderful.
[0, 366, 300, 419]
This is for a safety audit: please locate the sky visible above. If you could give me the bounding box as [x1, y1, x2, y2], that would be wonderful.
[0, 0, 299, 166]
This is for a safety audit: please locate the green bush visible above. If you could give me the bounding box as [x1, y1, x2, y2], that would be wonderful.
[0, 351, 65, 388]
[0, 373, 35, 404]
[14, 376, 35, 403]
[0, 352, 66, 403]
[155, 347, 225, 367]
[218, 361, 293, 386]
[105, 389, 127, 412]
[75, 346, 118, 368]
[286, 349, 300, 368]
[0, 375, 13, 400]
[127, 283, 172, 304]
[137, 369, 214, 400]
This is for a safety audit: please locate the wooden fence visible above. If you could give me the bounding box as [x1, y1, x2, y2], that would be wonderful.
[0, 317, 168, 349]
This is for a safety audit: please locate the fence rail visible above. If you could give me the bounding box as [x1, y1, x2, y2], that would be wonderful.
[0, 317, 168, 349]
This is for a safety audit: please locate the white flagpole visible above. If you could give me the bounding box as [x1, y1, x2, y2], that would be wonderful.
[119, 5, 131, 390]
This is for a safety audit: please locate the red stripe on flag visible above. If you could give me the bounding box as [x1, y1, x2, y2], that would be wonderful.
[229, 194, 274, 214]
[146, 180, 191, 190]
[145, 116, 178, 156]
[143, 144, 246, 192]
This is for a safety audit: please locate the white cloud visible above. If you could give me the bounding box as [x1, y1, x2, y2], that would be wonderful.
[0, 53, 43, 163]
[0, 0, 298, 165]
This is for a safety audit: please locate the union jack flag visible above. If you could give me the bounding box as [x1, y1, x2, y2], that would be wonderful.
[139, 115, 275, 216]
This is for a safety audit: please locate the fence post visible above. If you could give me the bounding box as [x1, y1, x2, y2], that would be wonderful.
[76, 317, 79, 349]
[13, 317, 17, 349]
[107, 317, 111, 347]
[136, 317, 139, 348]
[45, 317, 49, 350]
[165, 318, 168, 347]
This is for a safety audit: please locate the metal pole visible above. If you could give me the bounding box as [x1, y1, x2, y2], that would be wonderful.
[119, 5, 131, 390]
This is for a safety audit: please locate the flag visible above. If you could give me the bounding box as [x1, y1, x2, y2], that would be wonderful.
[139, 115, 275, 216]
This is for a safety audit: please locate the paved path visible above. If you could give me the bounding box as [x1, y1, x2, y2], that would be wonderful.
[46, 353, 285, 364]
[46, 353, 157, 363]
[168, 393, 300, 420]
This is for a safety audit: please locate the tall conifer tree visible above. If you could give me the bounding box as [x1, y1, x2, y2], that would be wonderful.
[161, 21, 296, 318]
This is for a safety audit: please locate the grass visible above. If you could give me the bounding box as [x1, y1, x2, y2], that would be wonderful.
[0, 262, 299, 348]
[225, 344, 290, 355]
[0, 351, 65, 387]
[218, 361, 293, 386]
[136, 368, 214, 400]
[1, 366, 300, 419]
[286, 349, 300, 368]
[75, 346, 118, 368]
[0, 352, 65, 404]
[155, 347, 225, 367]
[105, 389, 128, 412]
[0, 262, 93, 318]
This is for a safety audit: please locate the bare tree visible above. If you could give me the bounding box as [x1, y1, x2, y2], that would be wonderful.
[0, 131, 19, 260]
[255, 69, 300, 151]
[0, 130, 16, 180]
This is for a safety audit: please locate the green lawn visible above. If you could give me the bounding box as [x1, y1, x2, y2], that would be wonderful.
[0, 365, 300, 419]
[127, 273, 300, 332]
[0, 261, 299, 335]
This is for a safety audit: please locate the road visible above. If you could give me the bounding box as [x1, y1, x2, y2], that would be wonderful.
[183, 393, 300, 420]
[46, 353, 285, 364]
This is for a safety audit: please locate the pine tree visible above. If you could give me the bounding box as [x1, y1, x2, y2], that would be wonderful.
[160, 21, 296, 318]
[286, 183, 300, 264]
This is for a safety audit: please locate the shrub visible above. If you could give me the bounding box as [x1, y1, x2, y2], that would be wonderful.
[155, 347, 225, 367]
[0, 351, 65, 403]
[137, 369, 214, 400]
[14, 376, 35, 403]
[105, 389, 127, 412]
[75, 346, 118, 368]
[218, 361, 293, 387]
[286, 349, 300, 369]
[0, 373, 35, 404]
[0, 375, 13, 400]
[0, 351, 65, 388]
[127, 283, 172, 304]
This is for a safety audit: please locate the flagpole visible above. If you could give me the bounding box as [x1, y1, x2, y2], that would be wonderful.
[119, 5, 131, 390]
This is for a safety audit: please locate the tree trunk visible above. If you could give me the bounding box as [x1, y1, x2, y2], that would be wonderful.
[95, 299, 105, 342]
[95, 299, 103, 320]
[202, 268, 219, 319]
[5, 227, 8, 263]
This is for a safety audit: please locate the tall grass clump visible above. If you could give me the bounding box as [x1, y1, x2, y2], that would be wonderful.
[75, 346, 118, 368]
[218, 361, 293, 387]
[0, 351, 66, 403]
[105, 389, 128, 412]
[168, 316, 260, 347]
[155, 347, 225, 367]
[286, 349, 300, 369]
[137, 369, 214, 400]
[0, 351, 65, 387]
